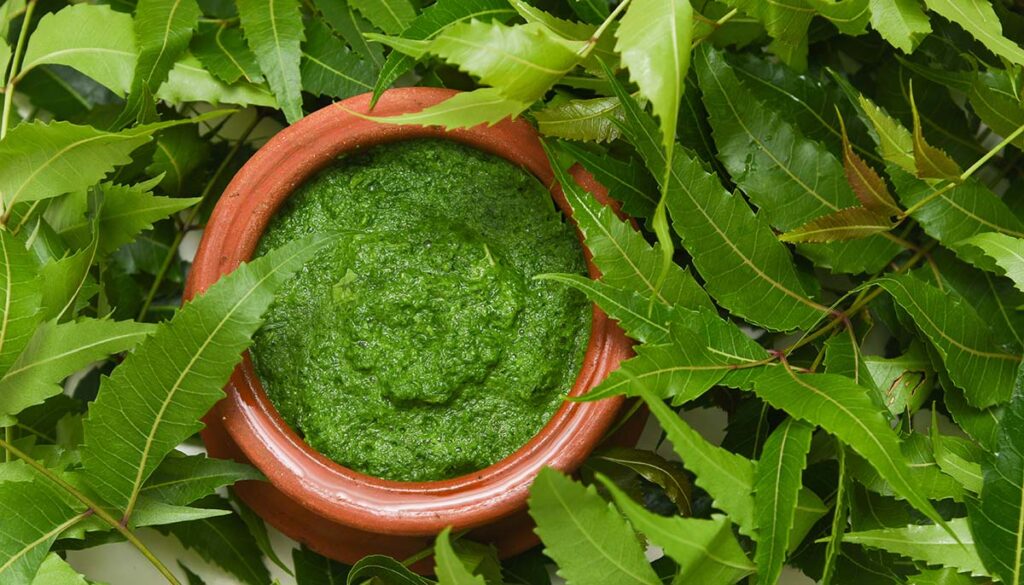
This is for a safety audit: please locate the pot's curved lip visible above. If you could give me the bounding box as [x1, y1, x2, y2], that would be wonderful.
[185, 87, 632, 537]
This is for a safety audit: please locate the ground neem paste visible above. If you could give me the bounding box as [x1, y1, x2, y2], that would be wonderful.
[251, 139, 591, 481]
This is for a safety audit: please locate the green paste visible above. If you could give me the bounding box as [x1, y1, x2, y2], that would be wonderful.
[251, 139, 590, 482]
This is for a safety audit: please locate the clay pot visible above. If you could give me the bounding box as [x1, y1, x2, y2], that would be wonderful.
[184, 87, 634, 568]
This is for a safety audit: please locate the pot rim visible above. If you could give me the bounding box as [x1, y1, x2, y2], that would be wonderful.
[185, 87, 632, 536]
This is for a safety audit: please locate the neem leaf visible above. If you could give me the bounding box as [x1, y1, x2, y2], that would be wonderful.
[0, 229, 40, 378]
[910, 87, 962, 182]
[607, 69, 827, 331]
[748, 366, 948, 529]
[362, 87, 528, 129]
[968, 69, 1024, 150]
[349, 0, 416, 35]
[155, 54, 277, 107]
[81, 233, 330, 519]
[540, 275, 673, 343]
[868, 0, 931, 53]
[146, 125, 211, 196]
[313, 0, 384, 70]
[779, 207, 894, 243]
[924, 0, 1024, 65]
[155, 496, 271, 585]
[435, 527, 485, 585]
[30, 554, 88, 585]
[535, 96, 623, 143]
[716, 0, 812, 68]
[840, 114, 901, 215]
[858, 94, 916, 174]
[0, 318, 153, 420]
[557, 140, 658, 219]
[191, 23, 264, 85]
[931, 416, 984, 494]
[753, 418, 814, 585]
[300, 19, 374, 100]
[615, 0, 692, 156]
[237, 0, 304, 123]
[807, 0, 870, 35]
[592, 447, 692, 515]
[120, 0, 202, 123]
[875, 274, 1021, 407]
[528, 468, 661, 585]
[969, 368, 1024, 584]
[20, 4, 136, 96]
[845, 518, 989, 578]
[141, 454, 263, 506]
[0, 480, 87, 585]
[347, 555, 430, 585]
[695, 46, 899, 273]
[599, 477, 754, 584]
[369, 0, 516, 104]
[957, 232, 1024, 294]
[293, 545, 350, 585]
[642, 390, 757, 536]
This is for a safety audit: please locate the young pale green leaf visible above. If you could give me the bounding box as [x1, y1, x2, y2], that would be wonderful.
[19, 4, 136, 96]
[858, 94, 916, 174]
[155, 55, 277, 107]
[349, 0, 416, 34]
[535, 97, 622, 143]
[615, 0, 692, 155]
[362, 87, 528, 129]
[910, 88, 962, 181]
[753, 418, 814, 585]
[642, 390, 757, 536]
[592, 447, 692, 515]
[528, 468, 661, 585]
[557, 140, 658, 219]
[868, 0, 931, 53]
[845, 518, 989, 578]
[0, 229, 41, 379]
[129, 498, 234, 528]
[140, 454, 264, 506]
[875, 274, 1021, 407]
[695, 46, 899, 272]
[155, 496, 272, 585]
[346, 555, 430, 585]
[969, 367, 1024, 584]
[546, 146, 711, 311]
[0, 480, 87, 585]
[191, 23, 264, 85]
[313, 0, 384, 70]
[607, 69, 827, 330]
[748, 366, 948, 529]
[146, 125, 211, 196]
[923, 0, 1024, 65]
[119, 0, 202, 123]
[0, 318, 153, 420]
[81, 233, 330, 519]
[237, 0, 304, 123]
[931, 416, 984, 494]
[369, 0, 516, 103]
[293, 545, 350, 585]
[908, 568, 976, 585]
[779, 207, 895, 243]
[957, 232, 1024, 294]
[716, 0, 812, 68]
[599, 477, 753, 584]
[300, 19, 374, 99]
[435, 527, 485, 585]
[38, 232, 98, 321]
[806, 0, 870, 35]
[30, 554, 88, 585]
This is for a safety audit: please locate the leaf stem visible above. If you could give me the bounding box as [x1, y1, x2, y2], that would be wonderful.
[0, 438, 182, 585]
[900, 120, 1024, 219]
[587, 0, 632, 50]
[0, 0, 34, 141]
[137, 114, 261, 321]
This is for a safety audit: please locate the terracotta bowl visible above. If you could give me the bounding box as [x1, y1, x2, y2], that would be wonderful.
[184, 87, 635, 568]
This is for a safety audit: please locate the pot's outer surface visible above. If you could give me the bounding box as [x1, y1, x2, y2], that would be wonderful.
[184, 87, 636, 566]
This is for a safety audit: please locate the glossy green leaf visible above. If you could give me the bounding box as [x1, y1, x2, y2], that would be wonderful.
[141, 454, 263, 506]
[369, 0, 516, 103]
[155, 54, 277, 107]
[809, 0, 870, 35]
[924, 0, 1024, 65]
[716, 0, 812, 68]
[845, 518, 989, 578]
[29, 554, 88, 585]
[300, 19, 374, 99]
[237, 0, 304, 122]
[350, 0, 416, 34]
[557, 140, 658, 219]
[0, 480, 86, 585]
[957, 232, 1024, 294]
[910, 88, 962, 181]
[875, 274, 1021, 407]
[858, 94, 916, 174]
[20, 4, 136, 96]
[0, 230, 41, 379]
[528, 467, 661, 585]
[931, 418, 984, 494]
[748, 366, 947, 529]
[969, 368, 1024, 584]
[540, 275, 674, 343]
[968, 70, 1024, 150]
[191, 23, 264, 85]
[908, 568, 976, 585]
[346, 555, 430, 585]
[362, 87, 528, 129]
[146, 125, 210, 195]
[313, 0, 384, 71]
[753, 418, 814, 585]
[0, 318, 153, 420]
[615, 0, 692, 156]
[600, 477, 754, 584]
[535, 96, 622, 143]
[293, 545, 350, 585]
[81, 233, 330, 519]
[435, 527, 485, 585]
[868, 0, 931, 52]
[592, 447, 692, 515]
